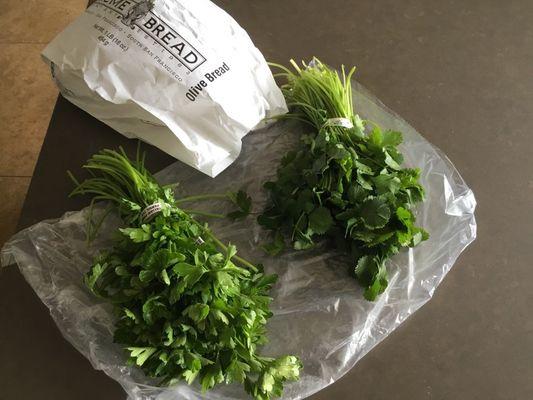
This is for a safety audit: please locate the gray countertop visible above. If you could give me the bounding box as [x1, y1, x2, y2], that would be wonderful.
[1, 1, 532, 399]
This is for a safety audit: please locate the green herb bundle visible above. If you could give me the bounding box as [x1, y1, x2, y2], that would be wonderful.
[70, 148, 301, 400]
[259, 59, 428, 300]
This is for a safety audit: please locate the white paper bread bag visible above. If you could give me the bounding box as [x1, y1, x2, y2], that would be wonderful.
[42, 0, 287, 177]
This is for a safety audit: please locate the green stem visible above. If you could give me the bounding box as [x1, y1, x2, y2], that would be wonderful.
[232, 255, 259, 273]
[182, 209, 225, 219]
[175, 194, 229, 204]
[202, 230, 259, 273]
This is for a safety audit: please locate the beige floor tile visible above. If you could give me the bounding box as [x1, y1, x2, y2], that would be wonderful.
[0, 44, 59, 176]
[0, 177, 30, 246]
[0, 0, 87, 44]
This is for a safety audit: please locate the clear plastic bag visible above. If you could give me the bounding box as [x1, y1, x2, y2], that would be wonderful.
[1, 81, 476, 400]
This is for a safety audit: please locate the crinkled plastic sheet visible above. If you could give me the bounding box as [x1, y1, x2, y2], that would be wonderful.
[1, 81, 476, 400]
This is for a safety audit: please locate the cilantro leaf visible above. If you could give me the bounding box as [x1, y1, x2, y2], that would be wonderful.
[308, 207, 333, 234]
[381, 130, 403, 147]
[360, 197, 391, 229]
[373, 174, 401, 195]
[259, 59, 428, 301]
[262, 231, 285, 256]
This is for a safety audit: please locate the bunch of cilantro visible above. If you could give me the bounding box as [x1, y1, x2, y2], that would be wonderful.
[259, 59, 429, 300]
[70, 148, 301, 400]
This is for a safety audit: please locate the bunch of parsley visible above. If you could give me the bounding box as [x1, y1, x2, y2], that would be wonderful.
[69, 148, 301, 399]
[259, 60, 428, 300]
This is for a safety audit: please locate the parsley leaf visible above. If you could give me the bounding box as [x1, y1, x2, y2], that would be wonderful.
[71, 148, 301, 399]
[227, 190, 252, 220]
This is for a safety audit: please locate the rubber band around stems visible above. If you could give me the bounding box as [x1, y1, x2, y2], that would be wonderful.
[322, 117, 354, 129]
[140, 203, 162, 222]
